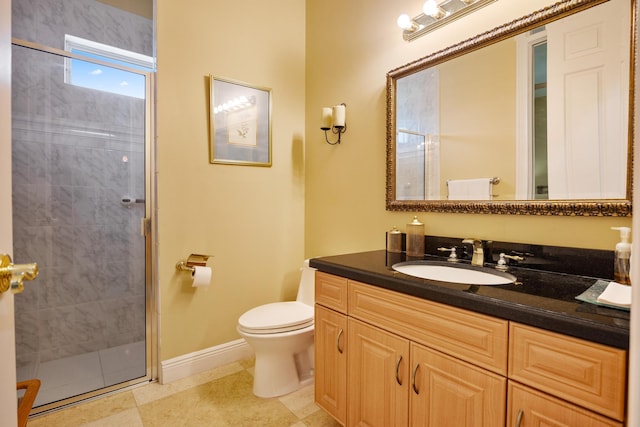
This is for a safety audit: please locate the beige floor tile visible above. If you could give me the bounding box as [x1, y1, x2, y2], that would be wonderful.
[138, 370, 298, 427]
[132, 361, 245, 405]
[278, 384, 320, 419]
[28, 392, 138, 427]
[81, 407, 144, 427]
[300, 408, 343, 427]
[25, 358, 339, 427]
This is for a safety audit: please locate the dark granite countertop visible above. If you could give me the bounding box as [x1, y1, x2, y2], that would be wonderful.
[310, 250, 630, 349]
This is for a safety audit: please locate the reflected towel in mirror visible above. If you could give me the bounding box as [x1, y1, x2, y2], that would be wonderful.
[447, 178, 493, 200]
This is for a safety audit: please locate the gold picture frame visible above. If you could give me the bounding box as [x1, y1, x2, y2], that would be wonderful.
[209, 75, 272, 166]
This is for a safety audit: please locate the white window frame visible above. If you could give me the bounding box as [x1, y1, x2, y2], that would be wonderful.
[63, 34, 154, 96]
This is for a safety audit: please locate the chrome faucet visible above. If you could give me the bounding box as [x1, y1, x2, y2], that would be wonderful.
[462, 238, 484, 267]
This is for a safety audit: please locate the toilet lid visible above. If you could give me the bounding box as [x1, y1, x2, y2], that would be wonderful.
[238, 301, 314, 334]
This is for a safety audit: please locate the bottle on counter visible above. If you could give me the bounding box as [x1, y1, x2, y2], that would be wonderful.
[406, 216, 425, 257]
[386, 226, 403, 253]
[612, 226, 632, 285]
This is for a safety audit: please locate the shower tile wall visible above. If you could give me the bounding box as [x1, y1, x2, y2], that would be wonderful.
[11, 0, 152, 376]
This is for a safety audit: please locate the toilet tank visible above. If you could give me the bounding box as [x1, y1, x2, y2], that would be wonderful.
[296, 261, 316, 306]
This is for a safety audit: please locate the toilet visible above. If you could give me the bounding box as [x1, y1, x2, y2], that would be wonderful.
[237, 261, 316, 398]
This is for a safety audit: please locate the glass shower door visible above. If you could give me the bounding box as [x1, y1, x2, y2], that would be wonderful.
[12, 42, 152, 411]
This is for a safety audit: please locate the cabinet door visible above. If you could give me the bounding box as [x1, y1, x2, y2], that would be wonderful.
[508, 382, 623, 427]
[315, 304, 348, 425]
[348, 318, 410, 427]
[410, 343, 506, 427]
[509, 322, 626, 421]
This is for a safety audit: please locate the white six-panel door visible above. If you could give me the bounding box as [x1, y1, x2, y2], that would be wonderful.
[546, 0, 629, 199]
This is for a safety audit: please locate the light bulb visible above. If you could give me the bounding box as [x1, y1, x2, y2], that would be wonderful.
[397, 14, 413, 30]
[423, 0, 445, 19]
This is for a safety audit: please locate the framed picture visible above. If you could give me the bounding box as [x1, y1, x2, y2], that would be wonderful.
[209, 75, 272, 166]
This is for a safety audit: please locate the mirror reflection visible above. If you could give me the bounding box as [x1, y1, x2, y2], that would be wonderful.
[388, 0, 633, 215]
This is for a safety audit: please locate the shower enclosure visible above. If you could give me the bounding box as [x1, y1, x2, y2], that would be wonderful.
[11, 0, 155, 413]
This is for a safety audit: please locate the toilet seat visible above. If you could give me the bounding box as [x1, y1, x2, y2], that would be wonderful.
[238, 301, 314, 334]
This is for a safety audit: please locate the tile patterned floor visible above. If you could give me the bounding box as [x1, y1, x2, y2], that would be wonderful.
[27, 359, 341, 427]
[18, 341, 147, 408]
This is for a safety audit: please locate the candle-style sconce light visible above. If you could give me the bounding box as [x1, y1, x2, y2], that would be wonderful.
[320, 103, 347, 145]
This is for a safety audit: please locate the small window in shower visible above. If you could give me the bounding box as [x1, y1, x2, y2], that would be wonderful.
[64, 34, 154, 99]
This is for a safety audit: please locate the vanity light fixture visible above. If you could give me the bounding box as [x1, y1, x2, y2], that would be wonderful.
[320, 103, 347, 145]
[398, 0, 497, 42]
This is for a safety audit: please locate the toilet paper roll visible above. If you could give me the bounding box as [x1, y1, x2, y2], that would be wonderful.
[191, 266, 212, 287]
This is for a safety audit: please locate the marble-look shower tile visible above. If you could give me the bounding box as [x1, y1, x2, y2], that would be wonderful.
[73, 147, 106, 188]
[61, 0, 105, 48]
[12, 225, 52, 268]
[16, 356, 38, 382]
[12, 138, 51, 187]
[36, 350, 104, 406]
[50, 143, 76, 186]
[104, 150, 131, 191]
[38, 304, 109, 358]
[42, 266, 100, 308]
[13, 183, 53, 227]
[30, 0, 65, 50]
[51, 186, 74, 226]
[100, 341, 146, 386]
[98, 297, 145, 342]
[103, 6, 146, 54]
[14, 308, 39, 355]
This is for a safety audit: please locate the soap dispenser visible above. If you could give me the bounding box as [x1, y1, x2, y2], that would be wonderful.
[612, 226, 632, 285]
[406, 216, 425, 257]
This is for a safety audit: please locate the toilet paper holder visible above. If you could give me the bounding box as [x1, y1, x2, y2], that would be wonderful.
[176, 254, 213, 273]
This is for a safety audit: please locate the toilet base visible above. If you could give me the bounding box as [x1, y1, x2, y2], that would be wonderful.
[240, 326, 315, 398]
[253, 349, 313, 398]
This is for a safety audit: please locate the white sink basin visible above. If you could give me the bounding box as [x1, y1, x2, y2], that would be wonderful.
[392, 261, 516, 285]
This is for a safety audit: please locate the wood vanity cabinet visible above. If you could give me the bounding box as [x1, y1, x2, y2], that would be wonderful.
[314, 272, 348, 425]
[507, 322, 626, 426]
[314, 272, 628, 427]
[508, 382, 622, 427]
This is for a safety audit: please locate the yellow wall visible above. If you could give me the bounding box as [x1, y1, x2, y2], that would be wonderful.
[156, 0, 306, 360]
[305, 0, 632, 259]
[155, 0, 632, 362]
[439, 39, 516, 199]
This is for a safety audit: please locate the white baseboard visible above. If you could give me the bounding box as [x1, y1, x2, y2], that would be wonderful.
[160, 338, 254, 384]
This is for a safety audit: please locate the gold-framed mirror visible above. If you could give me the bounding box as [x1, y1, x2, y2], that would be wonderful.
[386, 0, 635, 215]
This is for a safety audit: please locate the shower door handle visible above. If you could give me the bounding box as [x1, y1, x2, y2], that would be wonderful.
[0, 254, 38, 294]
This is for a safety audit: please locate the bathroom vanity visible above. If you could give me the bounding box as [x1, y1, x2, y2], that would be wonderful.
[311, 250, 628, 427]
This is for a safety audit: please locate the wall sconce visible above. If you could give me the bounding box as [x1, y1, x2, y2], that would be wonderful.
[320, 103, 347, 145]
[398, 0, 497, 41]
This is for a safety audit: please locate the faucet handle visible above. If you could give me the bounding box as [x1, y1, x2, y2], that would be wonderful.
[496, 253, 524, 271]
[437, 247, 459, 262]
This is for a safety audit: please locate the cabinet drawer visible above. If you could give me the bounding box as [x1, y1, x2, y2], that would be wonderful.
[509, 322, 627, 421]
[315, 272, 348, 313]
[508, 382, 622, 427]
[348, 281, 508, 375]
